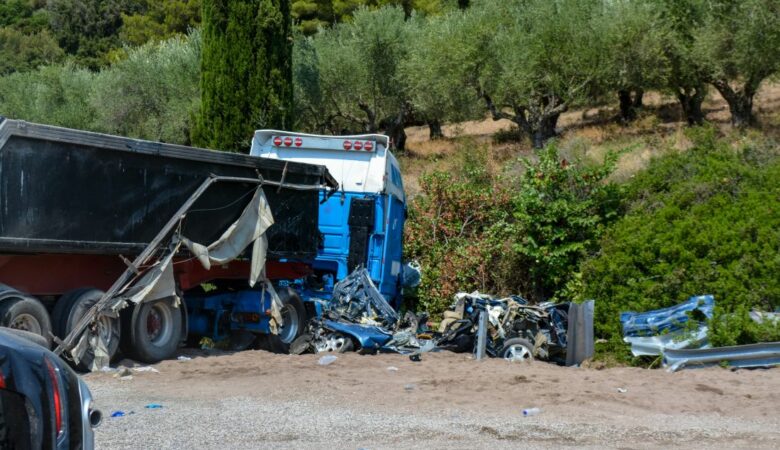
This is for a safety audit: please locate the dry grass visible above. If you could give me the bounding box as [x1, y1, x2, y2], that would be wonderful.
[399, 83, 780, 196]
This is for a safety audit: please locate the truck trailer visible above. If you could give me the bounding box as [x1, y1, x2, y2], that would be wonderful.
[0, 117, 407, 369]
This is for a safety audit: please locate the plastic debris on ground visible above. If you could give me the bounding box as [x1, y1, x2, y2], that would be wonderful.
[110, 411, 125, 418]
[620, 295, 715, 357]
[145, 403, 164, 409]
[132, 366, 159, 373]
[318, 355, 338, 366]
[522, 408, 541, 417]
[663, 341, 780, 372]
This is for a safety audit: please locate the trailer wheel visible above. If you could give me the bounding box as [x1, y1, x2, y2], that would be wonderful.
[122, 297, 182, 363]
[0, 294, 53, 348]
[52, 288, 121, 370]
[260, 288, 306, 354]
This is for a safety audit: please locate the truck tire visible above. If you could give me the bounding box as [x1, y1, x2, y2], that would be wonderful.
[0, 295, 52, 348]
[259, 288, 306, 354]
[121, 297, 182, 363]
[52, 288, 121, 370]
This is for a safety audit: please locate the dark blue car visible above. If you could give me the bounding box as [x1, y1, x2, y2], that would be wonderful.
[0, 328, 101, 449]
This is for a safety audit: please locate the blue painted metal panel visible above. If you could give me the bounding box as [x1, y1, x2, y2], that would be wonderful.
[314, 189, 405, 306]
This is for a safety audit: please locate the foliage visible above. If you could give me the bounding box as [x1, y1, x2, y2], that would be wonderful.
[0, 27, 64, 75]
[405, 140, 621, 317]
[404, 145, 513, 315]
[291, 0, 452, 34]
[0, 30, 201, 144]
[194, 0, 293, 152]
[119, 0, 201, 46]
[509, 143, 622, 301]
[581, 127, 780, 352]
[294, 6, 414, 147]
[90, 30, 201, 143]
[693, 0, 780, 126]
[46, 0, 145, 69]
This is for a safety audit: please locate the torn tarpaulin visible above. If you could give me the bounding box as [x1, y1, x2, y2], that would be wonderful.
[620, 295, 714, 357]
[181, 186, 274, 287]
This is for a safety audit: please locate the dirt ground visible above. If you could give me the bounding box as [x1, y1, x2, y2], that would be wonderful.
[84, 350, 780, 449]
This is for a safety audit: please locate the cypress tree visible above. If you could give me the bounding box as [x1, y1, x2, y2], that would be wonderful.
[194, 0, 293, 152]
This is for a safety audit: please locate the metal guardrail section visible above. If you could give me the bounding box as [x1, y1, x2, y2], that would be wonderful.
[663, 342, 780, 372]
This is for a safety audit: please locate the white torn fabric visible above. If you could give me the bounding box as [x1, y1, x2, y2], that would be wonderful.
[264, 280, 284, 335]
[89, 331, 110, 372]
[117, 248, 179, 308]
[182, 187, 274, 287]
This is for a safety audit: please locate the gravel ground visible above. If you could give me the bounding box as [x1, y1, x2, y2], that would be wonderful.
[84, 350, 780, 449]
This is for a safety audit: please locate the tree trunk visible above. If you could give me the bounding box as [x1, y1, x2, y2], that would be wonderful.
[677, 86, 705, 125]
[428, 119, 443, 140]
[384, 106, 408, 152]
[633, 89, 644, 108]
[528, 113, 560, 149]
[618, 89, 637, 123]
[711, 79, 756, 128]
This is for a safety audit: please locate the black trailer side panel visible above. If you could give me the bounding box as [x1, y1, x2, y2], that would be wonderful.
[0, 120, 335, 258]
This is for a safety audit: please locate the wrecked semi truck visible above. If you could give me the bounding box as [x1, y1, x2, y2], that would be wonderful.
[0, 118, 408, 368]
[0, 118, 338, 368]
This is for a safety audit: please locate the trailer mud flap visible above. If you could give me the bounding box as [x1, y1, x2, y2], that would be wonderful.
[347, 198, 375, 272]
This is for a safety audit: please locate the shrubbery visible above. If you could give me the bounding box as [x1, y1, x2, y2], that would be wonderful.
[405, 141, 621, 317]
[581, 127, 780, 353]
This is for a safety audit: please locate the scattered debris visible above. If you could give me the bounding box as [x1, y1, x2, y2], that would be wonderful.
[145, 403, 164, 409]
[318, 355, 338, 366]
[114, 367, 133, 378]
[621, 295, 714, 356]
[132, 366, 159, 373]
[403, 383, 416, 391]
[110, 411, 125, 418]
[522, 408, 541, 417]
[617, 388, 627, 393]
[177, 356, 192, 361]
[663, 342, 780, 372]
[387, 366, 399, 372]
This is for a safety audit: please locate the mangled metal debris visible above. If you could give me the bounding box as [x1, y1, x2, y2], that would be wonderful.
[292, 270, 591, 365]
[663, 342, 780, 372]
[436, 292, 592, 365]
[620, 295, 714, 357]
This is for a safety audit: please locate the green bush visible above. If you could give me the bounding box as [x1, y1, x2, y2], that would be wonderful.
[405, 140, 621, 317]
[581, 127, 780, 352]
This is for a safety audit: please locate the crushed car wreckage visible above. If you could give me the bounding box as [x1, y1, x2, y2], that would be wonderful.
[291, 269, 593, 365]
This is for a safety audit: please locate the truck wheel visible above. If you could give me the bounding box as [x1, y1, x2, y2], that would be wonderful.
[122, 297, 182, 363]
[0, 295, 52, 348]
[261, 288, 306, 354]
[52, 288, 120, 370]
[500, 338, 534, 362]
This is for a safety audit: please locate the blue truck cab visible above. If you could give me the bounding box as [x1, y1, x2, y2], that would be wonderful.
[251, 130, 407, 309]
[184, 130, 407, 348]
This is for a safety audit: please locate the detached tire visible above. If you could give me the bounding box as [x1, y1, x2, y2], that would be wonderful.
[0, 295, 52, 348]
[121, 297, 182, 363]
[52, 288, 120, 370]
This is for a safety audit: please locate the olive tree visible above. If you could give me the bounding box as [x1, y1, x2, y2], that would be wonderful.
[694, 0, 780, 127]
[658, 0, 710, 125]
[297, 6, 414, 149]
[423, 0, 605, 148]
[599, 0, 670, 123]
[401, 12, 482, 138]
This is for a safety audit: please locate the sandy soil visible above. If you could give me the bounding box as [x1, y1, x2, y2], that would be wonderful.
[85, 350, 780, 449]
